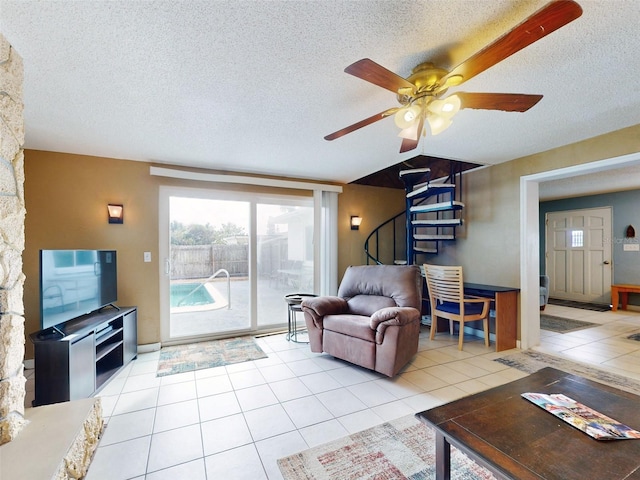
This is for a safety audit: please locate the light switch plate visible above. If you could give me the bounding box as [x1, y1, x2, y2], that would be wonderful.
[144, 251, 152, 262]
[623, 244, 640, 251]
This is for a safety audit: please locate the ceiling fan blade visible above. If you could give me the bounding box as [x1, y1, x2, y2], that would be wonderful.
[345, 58, 415, 94]
[324, 108, 399, 141]
[398, 121, 420, 141]
[399, 116, 425, 153]
[457, 92, 543, 112]
[399, 136, 419, 153]
[439, 0, 582, 88]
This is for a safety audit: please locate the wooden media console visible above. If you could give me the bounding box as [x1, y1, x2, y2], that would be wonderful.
[30, 306, 137, 406]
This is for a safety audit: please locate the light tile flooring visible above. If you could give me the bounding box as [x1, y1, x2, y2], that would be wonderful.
[536, 303, 640, 381]
[27, 304, 640, 480]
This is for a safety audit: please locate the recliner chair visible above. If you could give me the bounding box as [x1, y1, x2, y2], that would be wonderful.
[301, 265, 422, 377]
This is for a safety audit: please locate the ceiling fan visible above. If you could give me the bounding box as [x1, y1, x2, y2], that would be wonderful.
[324, 0, 583, 153]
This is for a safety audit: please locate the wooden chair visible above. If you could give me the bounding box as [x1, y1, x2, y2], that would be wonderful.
[423, 264, 491, 350]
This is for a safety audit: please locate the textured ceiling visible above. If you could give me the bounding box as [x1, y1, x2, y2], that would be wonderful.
[1, 0, 639, 185]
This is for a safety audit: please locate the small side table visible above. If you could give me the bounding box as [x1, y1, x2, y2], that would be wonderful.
[611, 284, 640, 311]
[284, 293, 316, 343]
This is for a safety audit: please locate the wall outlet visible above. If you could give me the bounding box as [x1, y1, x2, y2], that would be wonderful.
[144, 251, 152, 262]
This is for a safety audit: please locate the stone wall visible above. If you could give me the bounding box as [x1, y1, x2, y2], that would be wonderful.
[0, 32, 27, 444]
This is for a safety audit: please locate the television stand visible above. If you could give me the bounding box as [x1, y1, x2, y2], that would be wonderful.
[37, 325, 65, 340]
[100, 302, 121, 312]
[30, 306, 137, 406]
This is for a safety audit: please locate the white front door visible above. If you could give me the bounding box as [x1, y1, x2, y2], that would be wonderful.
[545, 207, 612, 303]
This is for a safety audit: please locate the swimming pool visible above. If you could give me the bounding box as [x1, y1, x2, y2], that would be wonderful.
[170, 283, 215, 308]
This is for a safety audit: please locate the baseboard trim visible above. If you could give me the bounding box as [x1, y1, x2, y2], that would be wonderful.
[137, 342, 161, 354]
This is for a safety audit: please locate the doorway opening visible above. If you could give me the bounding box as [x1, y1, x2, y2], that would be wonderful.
[520, 152, 640, 350]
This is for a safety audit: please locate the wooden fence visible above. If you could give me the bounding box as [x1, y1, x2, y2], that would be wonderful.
[171, 244, 249, 279]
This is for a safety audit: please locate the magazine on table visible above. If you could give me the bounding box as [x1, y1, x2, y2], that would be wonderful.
[522, 392, 640, 440]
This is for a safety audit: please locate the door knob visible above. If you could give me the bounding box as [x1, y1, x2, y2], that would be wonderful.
[603, 260, 610, 265]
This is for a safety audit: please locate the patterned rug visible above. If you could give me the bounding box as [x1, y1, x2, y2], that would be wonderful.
[278, 414, 496, 480]
[547, 298, 610, 312]
[279, 352, 640, 479]
[156, 336, 267, 377]
[540, 314, 597, 333]
[494, 350, 640, 396]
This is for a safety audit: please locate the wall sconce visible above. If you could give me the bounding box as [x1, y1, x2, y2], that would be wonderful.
[350, 215, 362, 231]
[626, 225, 635, 238]
[107, 204, 124, 224]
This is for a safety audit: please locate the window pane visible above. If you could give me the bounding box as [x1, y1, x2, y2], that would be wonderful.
[169, 196, 250, 337]
[256, 202, 314, 328]
[571, 230, 584, 248]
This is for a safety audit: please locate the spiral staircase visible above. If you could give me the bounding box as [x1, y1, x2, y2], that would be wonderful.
[365, 163, 464, 266]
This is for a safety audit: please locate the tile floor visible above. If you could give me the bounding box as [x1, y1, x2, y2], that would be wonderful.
[25, 304, 640, 480]
[536, 303, 640, 381]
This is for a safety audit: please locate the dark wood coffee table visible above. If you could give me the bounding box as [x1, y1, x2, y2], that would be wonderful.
[416, 367, 640, 480]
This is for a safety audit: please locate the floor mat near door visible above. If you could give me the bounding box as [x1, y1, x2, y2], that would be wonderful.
[540, 314, 598, 333]
[156, 336, 267, 376]
[547, 298, 610, 312]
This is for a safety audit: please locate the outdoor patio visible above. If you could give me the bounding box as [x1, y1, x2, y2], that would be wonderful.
[170, 276, 309, 339]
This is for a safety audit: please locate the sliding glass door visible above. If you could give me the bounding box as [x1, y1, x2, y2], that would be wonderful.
[255, 200, 314, 328]
[159, 186, 316, 343]
[167, 195, 251, 339]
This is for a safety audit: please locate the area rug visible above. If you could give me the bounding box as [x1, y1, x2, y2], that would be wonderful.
[547, 298, 610, 312]
[540, 314, 597, 333]
[156, 336, 267, 377]
[278, 414, 495, 480]
[494, 350, 640, 396]
[279, 353, 640, 480]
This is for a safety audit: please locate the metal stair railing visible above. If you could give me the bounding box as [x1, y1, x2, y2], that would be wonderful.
[405, 166, 464, 264]
[176, 268, 231, 309]
[365, 164, 464, 266]
[364, 210, 405, 265]
[364, 191, 434, 265]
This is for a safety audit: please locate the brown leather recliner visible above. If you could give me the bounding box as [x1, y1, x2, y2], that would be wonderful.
[301, 265, 422, 377]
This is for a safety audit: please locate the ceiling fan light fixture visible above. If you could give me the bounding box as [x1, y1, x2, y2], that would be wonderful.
[323, 1, 583, 153]
[427, 94, 461, 118]
[397, 121, 421, 141]
[394, 104, 421, 129]
[427, 114, 452, 136]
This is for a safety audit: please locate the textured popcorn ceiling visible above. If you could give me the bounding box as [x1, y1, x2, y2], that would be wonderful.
[1, 0, 639, 187]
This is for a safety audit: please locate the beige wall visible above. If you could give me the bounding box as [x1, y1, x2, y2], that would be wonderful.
[24, 151, 380, 358]
[449, 124, 640, 287]
[337, 184, 405, 275]
[23, 124, 640, 357]
[412, 124, 640, 341]
[342, 122, 640, 286]
[24, 152, 160, 358]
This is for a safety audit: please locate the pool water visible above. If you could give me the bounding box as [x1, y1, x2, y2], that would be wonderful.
[170, 283, 215, 308]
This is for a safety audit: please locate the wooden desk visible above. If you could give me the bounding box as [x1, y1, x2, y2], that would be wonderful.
[611, 284, 640, 312]
[417, 367, 640, 480]
[463, 283, 519, 352]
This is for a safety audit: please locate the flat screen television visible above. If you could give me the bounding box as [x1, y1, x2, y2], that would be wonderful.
[39, 249, 118, 332]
